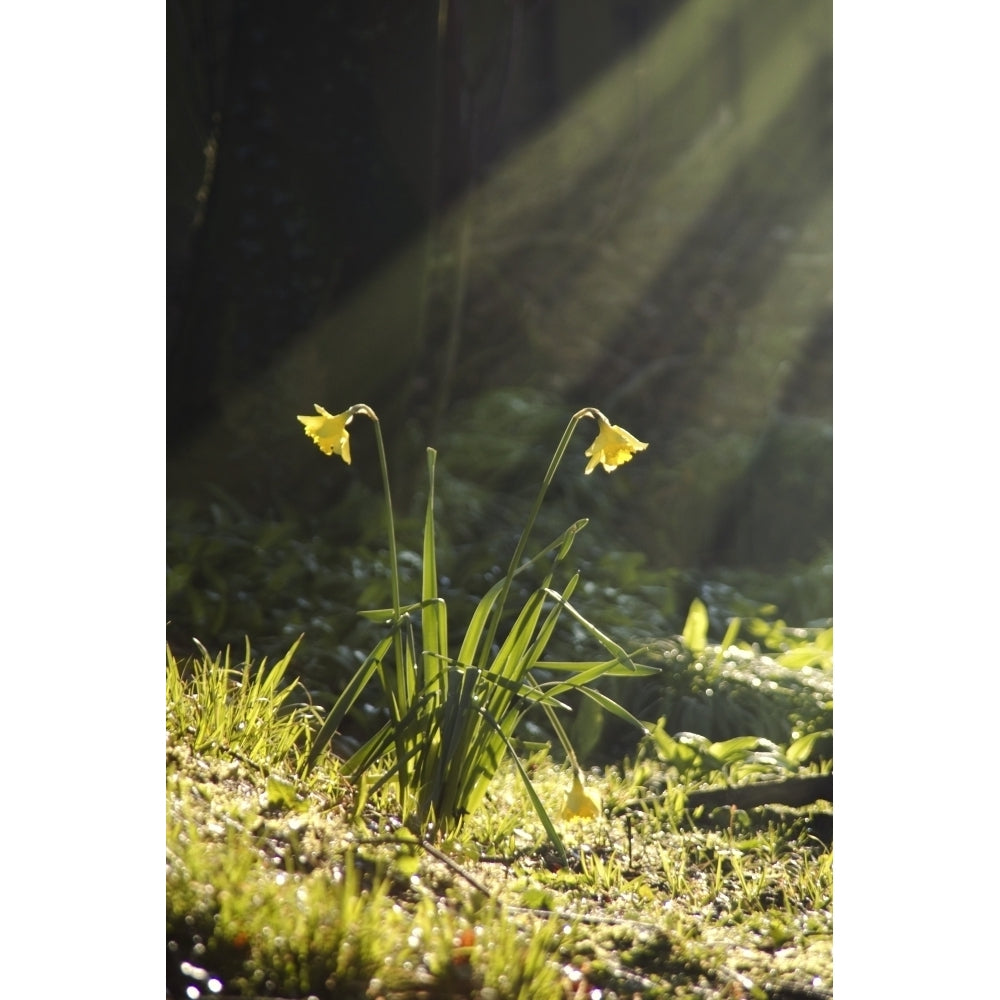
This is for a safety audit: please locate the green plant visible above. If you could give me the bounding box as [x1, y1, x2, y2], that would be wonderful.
[296, 402, 655, 850]
[166, 636, 319, 768]
[643, 724, 831, 788]
[167, 714, 833, 999]
[637, 596, 833, 745]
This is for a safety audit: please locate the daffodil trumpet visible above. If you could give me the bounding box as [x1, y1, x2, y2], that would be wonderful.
[561, 768, 602, 820]
[580, 408, 649, 475]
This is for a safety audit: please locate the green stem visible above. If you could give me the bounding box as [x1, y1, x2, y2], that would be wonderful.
[478, 408, 600, 667]
[366, 412, 402, 619]
[353, 406, 409, 703]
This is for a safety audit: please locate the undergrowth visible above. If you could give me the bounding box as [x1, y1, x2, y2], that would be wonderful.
[166, 631, 832, 1000]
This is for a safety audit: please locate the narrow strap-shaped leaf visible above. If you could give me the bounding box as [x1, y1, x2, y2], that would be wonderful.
[571, 684, 651, 736]
[475, 704, 567, 862]
[519, 573, 580, 669]
[477, 519, 587, 671]
[343, 717, 398, 779]
[534, 659, 660, 677]
[533, 657, 651, 700]
[481, 591, 547, 727]
[514, 519, 590, 579]
[682, 597, 709, 655]
[303, 632, 395, 774]
[432, 664, 483, 820]
[540, 587, 639, 671]
[357, 602, 425, 622]
[456, 578, 505, 667]
[529, 684, 580, 772]
[490, 589, 546, 682]
[421, 449, 448, 694]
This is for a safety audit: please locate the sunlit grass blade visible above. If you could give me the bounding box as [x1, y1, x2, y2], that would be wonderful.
[166, 638, 317, 766]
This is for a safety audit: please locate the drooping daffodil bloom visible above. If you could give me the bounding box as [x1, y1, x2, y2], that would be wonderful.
[297, 404, 354, 462]
[560, 769, 602, 820]
[583, 414, 648, 474]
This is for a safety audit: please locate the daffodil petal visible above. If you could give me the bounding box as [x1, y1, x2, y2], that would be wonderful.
[583, 417, 648, 474]
[297, 403, 353, 462]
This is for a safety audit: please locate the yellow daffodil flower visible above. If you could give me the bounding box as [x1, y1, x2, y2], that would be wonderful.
[297, 404, 354, 462]
[561, 769, 602, 819]
[583, 415, 648, 474]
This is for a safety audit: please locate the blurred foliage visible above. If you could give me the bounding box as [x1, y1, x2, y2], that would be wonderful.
[643, 627, 832, 747]
[642, 724, 832, 788]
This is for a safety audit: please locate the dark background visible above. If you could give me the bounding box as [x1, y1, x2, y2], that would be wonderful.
[166, 0, 832, 670]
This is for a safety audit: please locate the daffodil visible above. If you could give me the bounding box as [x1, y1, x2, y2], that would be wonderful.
[297, 404, 353, 462]
[583, 414, 648, 474]
[560, 769, 602, 819]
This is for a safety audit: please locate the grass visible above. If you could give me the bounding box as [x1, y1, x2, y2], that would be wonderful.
[166, 636, 832, 999]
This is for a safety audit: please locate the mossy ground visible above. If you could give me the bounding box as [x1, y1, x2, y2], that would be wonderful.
[167, 721, 832, 1000]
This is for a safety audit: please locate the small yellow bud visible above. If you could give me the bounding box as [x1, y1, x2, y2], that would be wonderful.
[561, 770, 602, 819]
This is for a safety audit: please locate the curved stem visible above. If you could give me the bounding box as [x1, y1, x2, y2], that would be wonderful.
[367, 414, 402, 618]
[352, 405, 409, 722]
[478, 408, 600, 667]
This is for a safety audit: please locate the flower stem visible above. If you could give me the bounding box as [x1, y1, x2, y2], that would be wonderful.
[366, 412, 402, 618]
[354, 405, 409, 715]
[478, 408, 598, 667]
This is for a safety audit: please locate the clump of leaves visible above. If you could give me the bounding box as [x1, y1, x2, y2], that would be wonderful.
[296, 403, 655, 851]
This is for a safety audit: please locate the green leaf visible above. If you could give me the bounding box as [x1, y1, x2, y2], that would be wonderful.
[303, 631, 395, 774]
[574, 685, 650, 736]
[786, 729, 833, 765]
[393, 848, 421, 878]
[682, 598, 709, 655]
[777, 643, 832, 669]
[519, 574, 581, 671]
[710, 616, 742, 674]
[421, 448, 448, 682]
[357, 601, 425, 622]
[535, 659, 659, 677]
[456, 578, 506, 667]
[476, 704, 566, 862]
[709, 736, 765, 760]
[540, 588, 639, 672]
[265, 775, 303, 810]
